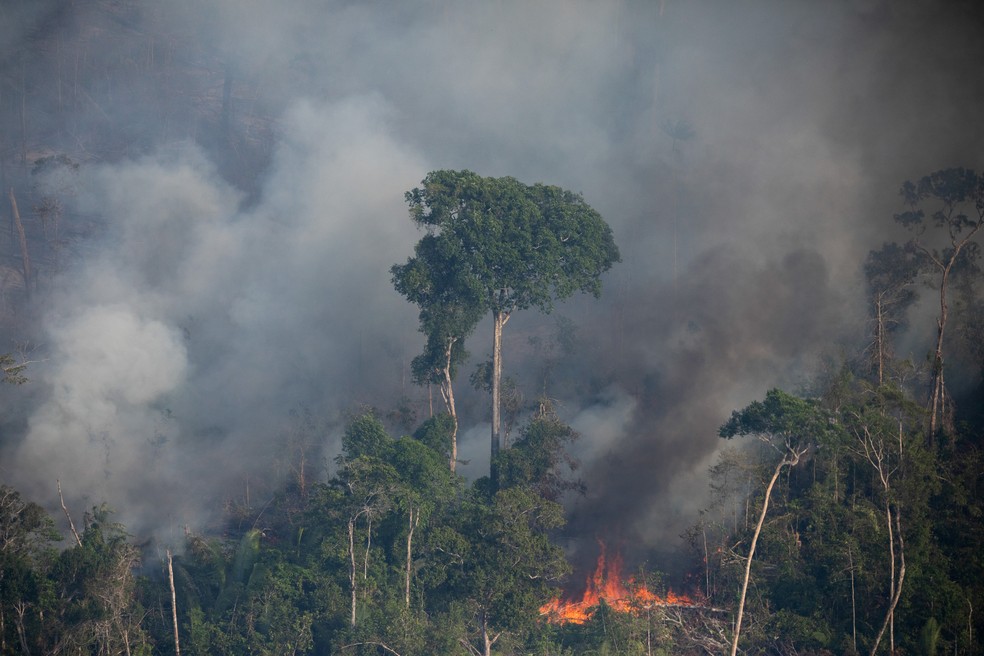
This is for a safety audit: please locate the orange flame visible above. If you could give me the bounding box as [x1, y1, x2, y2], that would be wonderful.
[540, 541, 696, 624]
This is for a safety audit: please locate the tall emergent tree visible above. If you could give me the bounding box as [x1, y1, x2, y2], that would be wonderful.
[894, 168, 984, 438]
[393, 170, 620, 473]
[719, 389, 836, 656]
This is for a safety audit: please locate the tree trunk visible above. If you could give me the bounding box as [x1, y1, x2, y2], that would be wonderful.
[58, 480, 83, 547]
[701, 521, 710, 599]
[730, 449, 803, 656]
[490, 309, 509, 474]
[364, 514, 372, 580]
[928, 267, 949, 440]
[8, 188, 30, 299]
[122, 619, 132, 656]
[849, 546, 857, 654]
[348, 518, 358, 627]
[297, 449, 307, 500]
[874, 292, 885, 385]
[968, 598, 973, 654]
[13, 601, 30, 656]
[886, 502, 896, 653]
[440, 338, 459, 471]
[404, 507, 418, 608]
[857, 417, 907, 656]
[167, 550, 181, 656]
[870, 512, 906, 656]
[918, 217, 982, 441]
[481, 610, 492, 656]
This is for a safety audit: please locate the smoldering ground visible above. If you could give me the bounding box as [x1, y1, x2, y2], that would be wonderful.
[1, 0, 983, 577]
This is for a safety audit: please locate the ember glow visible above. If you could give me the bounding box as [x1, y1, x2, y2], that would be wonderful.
[540, 542, 697, 624]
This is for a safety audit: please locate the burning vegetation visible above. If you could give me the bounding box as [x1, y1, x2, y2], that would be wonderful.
[540, 541, 697, 625]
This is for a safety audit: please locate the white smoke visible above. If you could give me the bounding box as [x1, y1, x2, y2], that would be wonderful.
[11, 96, 426, 536]
[1, 0, 981, 563]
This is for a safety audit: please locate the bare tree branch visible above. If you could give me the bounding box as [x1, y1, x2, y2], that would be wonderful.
[57, 480, 82, 548]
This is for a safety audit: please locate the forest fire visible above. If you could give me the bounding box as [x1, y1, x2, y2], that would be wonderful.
[540, 542, 697, 624]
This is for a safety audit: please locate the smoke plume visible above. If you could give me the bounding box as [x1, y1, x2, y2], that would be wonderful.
[1, 0, 982, 573]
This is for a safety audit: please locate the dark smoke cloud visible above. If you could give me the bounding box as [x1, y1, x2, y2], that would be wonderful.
[561, 246, 844, 566]
[1, 0, 983, 572]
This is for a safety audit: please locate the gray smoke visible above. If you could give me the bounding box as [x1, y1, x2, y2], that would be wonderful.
[1, 0, 982, 571]
[9, 100, 426, 535]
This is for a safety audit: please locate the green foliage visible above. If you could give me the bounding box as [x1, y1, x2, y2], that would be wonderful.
[0, 485, 60, 560]
[896, 167, 984, 234]
[865, 242, 920, 306]
[412, 412, 455, 455]
[890, 167, 984, 437]
[395, 169, 620, 472]
[720, 388, 838, 447]
[445, 485, 570, 651]
[7, 156, 984, 656]
[765, 609, 833, 652]
[45, 505, 152, 655]
[411, 331, 470, 387]
[696, 369, 984, 656]
[389, 435, 457, 504]
[341, 412, 393, 461]
[0, 486, 60, 653]
[213, 528, 261, 614]
[401, 169, 620, 318]
[4, 373, 981, 656]
[920, 617, 942, 656]
[496, 406, 585, 501]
